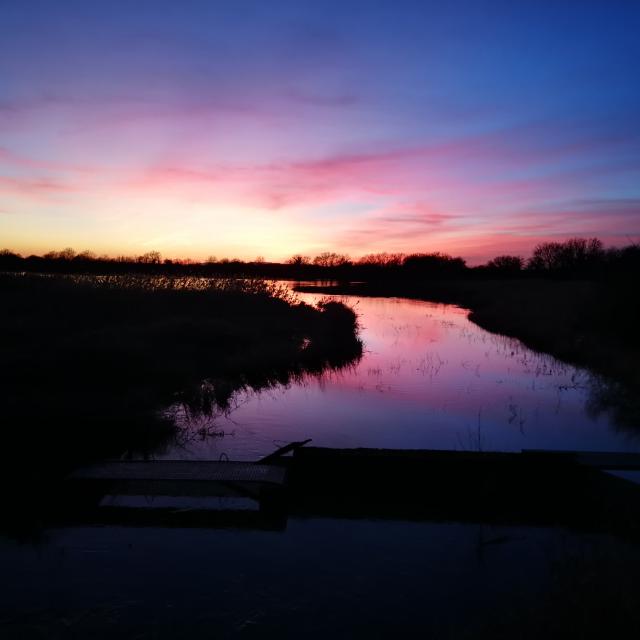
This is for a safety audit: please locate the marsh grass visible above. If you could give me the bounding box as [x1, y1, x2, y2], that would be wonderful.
[0, 273, 362, 478]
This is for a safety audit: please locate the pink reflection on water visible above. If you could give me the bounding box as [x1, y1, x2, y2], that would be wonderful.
[159, 293, 638, 461]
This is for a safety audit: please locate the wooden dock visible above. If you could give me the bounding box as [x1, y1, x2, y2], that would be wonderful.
[67, 460, 287, 503]
[58, 447, 640, 540]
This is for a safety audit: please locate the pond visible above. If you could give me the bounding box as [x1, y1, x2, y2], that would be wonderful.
[160, 290, 639, 461]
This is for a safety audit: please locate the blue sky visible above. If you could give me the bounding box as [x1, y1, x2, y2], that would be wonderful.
[1, 0, 639, 261]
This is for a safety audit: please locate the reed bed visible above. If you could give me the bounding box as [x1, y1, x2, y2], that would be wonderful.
[0, 272, 362, 475]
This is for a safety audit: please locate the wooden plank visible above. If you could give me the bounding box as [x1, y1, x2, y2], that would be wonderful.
[90, 480, 262, 499]
[69, 461, 286, 485]
[258, 439, 312, 463]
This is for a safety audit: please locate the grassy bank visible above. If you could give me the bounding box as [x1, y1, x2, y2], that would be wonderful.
[296, 278, 639, 424]
[1, 273, 362, 472]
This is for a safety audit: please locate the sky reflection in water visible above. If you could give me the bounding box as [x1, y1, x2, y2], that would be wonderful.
[161, 293, 638, 461]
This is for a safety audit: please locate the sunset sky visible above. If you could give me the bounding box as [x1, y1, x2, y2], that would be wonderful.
[1, 0, 639, 263]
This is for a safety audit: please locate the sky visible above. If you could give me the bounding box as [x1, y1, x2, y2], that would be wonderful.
[1, 0, 639, 263]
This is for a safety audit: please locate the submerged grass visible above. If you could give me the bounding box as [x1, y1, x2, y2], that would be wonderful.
[0, 273, 362, 477]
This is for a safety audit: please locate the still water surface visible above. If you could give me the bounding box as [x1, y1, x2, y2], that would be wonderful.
[162, 292, 638, 460]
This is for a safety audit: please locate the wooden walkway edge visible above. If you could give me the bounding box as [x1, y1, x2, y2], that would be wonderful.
[69, 461, 287, 485]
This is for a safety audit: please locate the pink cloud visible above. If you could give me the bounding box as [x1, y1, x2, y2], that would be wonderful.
[114, 115, 639, 216]
[0, 175, 78, 197]
[2, 109, 638, 261]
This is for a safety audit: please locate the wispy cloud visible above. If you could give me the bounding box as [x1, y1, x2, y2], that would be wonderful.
[0, 175, 78, 197]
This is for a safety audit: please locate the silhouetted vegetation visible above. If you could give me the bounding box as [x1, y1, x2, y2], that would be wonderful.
[482, 254, 524, 275]
[2, 237, 638, 427]
[527, 237, 605, 275]
[0, 273, 362, 484]
[3, 237, 639, 281]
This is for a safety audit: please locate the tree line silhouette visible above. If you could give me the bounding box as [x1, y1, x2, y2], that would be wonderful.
[1, 238, 638, 280]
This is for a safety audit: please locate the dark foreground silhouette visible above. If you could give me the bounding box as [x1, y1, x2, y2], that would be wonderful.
[0, 273, 362, 482]
[7, 446, 640, 639]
